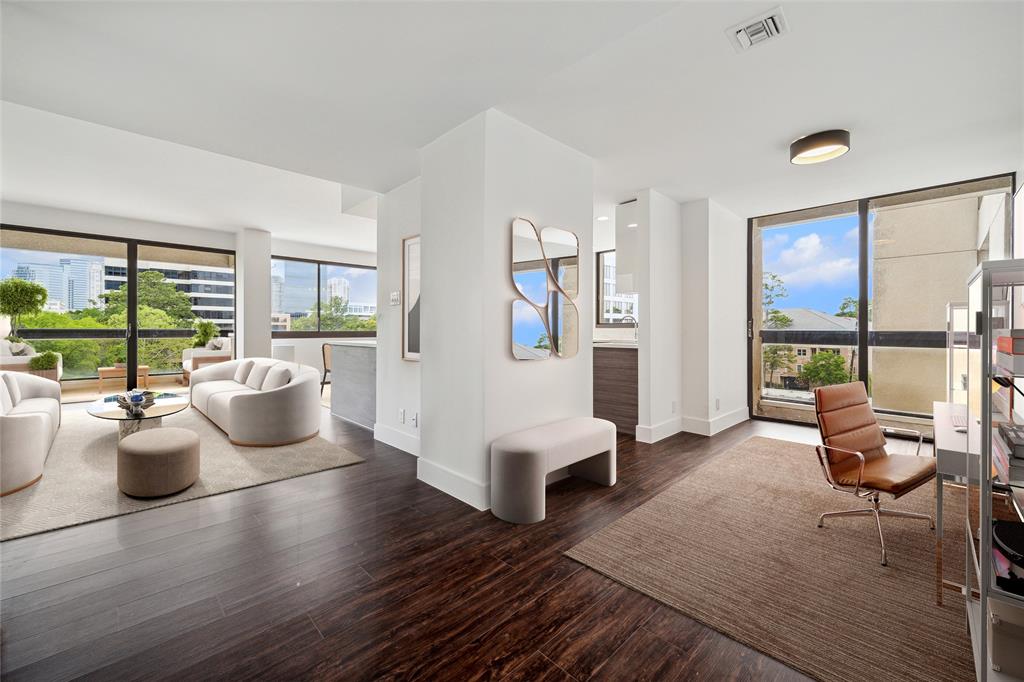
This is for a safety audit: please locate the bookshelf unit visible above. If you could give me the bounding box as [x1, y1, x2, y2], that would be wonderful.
[966, 260, 1024, 682]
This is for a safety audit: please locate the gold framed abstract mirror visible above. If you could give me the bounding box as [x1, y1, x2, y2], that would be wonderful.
[510, 218, 580, 361]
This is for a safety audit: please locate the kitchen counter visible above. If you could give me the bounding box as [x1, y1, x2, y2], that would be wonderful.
[593, 345, 638, 436]
[329, 341, 376, 429]
[592, 341, 637, 350]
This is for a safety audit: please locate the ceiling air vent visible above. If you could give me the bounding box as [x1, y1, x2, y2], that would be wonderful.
[726, 7, 789, 53]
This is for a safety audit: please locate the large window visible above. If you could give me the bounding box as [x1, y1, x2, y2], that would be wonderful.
[271, 257, 376, 336]
[1, 225, 234, 383]
[750, 174, 1015, 432]
[596, 250, 639, 326]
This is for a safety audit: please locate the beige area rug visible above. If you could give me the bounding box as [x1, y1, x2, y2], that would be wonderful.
[1, 406, 363, 541]
[566, 436, 973, 682]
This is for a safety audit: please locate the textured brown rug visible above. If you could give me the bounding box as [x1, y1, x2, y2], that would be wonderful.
[566, 436, 972, 682]
[1, 406, 363, 541]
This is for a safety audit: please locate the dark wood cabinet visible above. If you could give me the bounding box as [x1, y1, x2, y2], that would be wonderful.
[593, 347, 638, 436]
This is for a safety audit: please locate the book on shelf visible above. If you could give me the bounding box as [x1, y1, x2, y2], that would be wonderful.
[998, 335, 1024, 355]
[997, 351, 1024, 375]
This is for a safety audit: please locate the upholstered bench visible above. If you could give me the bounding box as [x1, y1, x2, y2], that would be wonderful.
[490, 417, 616, 523]
[118, 428, 200, 497]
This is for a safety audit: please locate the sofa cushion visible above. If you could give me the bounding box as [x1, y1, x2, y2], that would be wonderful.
[245, 360, 275, 390]
[233, 359, 256, 384]
[0, 380, 11, 416]
[261, 365, 293, 391]
[192, 379, 251, 414]
[3, 372, 22, 405]
[207, 387, 258, 431]
[10, 398, 60, 439]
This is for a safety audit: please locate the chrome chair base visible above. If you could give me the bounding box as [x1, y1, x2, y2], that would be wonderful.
[817, 493, 934, 566]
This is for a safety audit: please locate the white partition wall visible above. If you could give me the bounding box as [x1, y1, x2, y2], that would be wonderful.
[417, 109, 594, 510]
[375, 177, 422, 456]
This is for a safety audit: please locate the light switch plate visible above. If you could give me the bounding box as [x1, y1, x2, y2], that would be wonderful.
[389, 291, 401, 306]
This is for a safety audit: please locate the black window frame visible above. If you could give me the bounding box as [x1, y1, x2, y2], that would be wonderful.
[1, 222, 236, 386]
[270, 254, 377, 339]
[595, 249, 639, 328]
[746, 171, 1018, 427]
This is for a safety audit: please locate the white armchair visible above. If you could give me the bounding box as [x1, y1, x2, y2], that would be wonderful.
[189, 358, 321, 446]
[0, 340, 63, 381]
[180, 337, 233, 384]
[1, 371, 61, 496]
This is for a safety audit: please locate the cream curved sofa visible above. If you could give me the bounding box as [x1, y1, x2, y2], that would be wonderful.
[0, 371, 61, 496]
[189, 358, 321, 446]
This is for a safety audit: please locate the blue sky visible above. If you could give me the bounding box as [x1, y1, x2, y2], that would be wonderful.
[513, 270, 549, 347]
[762, 214, 860, 315]
[1, 248, 103, 277]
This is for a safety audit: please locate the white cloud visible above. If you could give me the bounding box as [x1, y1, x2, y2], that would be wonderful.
[763, 232, 789, 250]
[844, 227, 858, 241]
[776, 233, 824, 270]
[513, 301, 545, 324]
[780, 257, 857, 287]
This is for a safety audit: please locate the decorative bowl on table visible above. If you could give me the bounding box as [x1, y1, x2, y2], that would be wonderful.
[116, 391, 156, 415]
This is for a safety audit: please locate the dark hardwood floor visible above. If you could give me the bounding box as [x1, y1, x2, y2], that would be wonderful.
[0, 411, 841, 681]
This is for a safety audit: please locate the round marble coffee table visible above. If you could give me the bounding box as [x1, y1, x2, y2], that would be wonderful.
[87, 392, 189, 439]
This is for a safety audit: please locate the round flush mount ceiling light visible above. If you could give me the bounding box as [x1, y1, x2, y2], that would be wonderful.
[790, 129, 850, 165]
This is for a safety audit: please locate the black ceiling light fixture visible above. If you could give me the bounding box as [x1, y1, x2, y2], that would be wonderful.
[790, 129, 851, 165]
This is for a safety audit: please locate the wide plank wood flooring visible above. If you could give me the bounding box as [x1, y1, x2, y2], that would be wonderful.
[0, 411, 891, 680]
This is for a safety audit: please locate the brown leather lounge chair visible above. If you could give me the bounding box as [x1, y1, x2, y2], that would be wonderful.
[813, 381, 936, 566]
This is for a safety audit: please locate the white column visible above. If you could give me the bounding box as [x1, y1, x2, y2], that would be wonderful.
[235, 228, 272, 359]
[679, 198, 748, 436]
[417, 109, 594, 509]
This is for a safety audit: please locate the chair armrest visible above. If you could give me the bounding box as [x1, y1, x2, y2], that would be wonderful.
[882, 426, 924, 456]
[816, 444, 866, 497]
[11, 372, 61, 402]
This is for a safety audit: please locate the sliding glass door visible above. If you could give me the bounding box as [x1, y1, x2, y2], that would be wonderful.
[749, 174, 1015, 432]
[1, 225, 235, 391]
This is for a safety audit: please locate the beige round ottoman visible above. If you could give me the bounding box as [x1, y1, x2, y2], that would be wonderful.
[117, 427, 200, 497]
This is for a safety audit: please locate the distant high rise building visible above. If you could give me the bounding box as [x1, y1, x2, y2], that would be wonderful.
[326, 277, 350, 302]
[60, 258, 104, 310]
[103, 258, 235, 331]
[13, 262, 67, 311]
[271, 275, 284, 313]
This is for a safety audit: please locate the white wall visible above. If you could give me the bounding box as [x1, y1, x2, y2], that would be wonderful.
[235, 228, 272, 358]
[1, 201, 236, 250]
[635, 189, 685, 443]
[271, 237, 375, 268]
[680, 198, 748, 436]
[418, 109, 593, 509]
[374, 177, 422, 456]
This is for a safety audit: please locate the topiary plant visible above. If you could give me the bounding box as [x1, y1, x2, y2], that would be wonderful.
[191, 318, 219, 348]
[28, 351, 59, 371]
[0, 278, 48, 339]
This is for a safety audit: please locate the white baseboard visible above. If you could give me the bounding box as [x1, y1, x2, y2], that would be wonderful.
[416, 458, 490, 511]
[373, 423, 421, 457]
[678, 407, 750, 437]
[635, 416, 684, 444]
[709, 407, 749, 435]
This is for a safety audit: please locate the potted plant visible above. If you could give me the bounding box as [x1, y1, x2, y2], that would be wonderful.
[0, 278, 47, 340]
[28, 350, 60, 381]
[191, 318, 219, 348]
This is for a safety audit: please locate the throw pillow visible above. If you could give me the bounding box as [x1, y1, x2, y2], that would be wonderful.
[245, 361, 275, 390]
[261, 365, 293, 391]
[233, 359, 256, 384]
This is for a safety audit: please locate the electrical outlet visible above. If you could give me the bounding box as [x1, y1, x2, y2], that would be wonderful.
[412, 412, 419, 427]
[399, 408, 405, 424]
[715, 398, 721, 411]
[671, 400, 676, 414]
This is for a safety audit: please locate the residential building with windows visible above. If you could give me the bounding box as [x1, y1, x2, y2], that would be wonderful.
[103, 258, 235, 330]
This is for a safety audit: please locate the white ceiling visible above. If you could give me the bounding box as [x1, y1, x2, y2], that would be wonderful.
[1, 0, 675, 191]
[1, 102, 378, 251]
[501, 1, 1024, 217]
[1, 0, 1022, 237]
